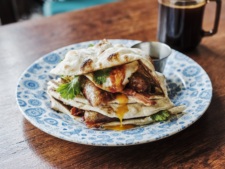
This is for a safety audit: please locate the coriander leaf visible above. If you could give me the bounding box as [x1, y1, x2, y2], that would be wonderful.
[93, 68, 111, 85]
[56, 76, 81, 99]
[151, 110, 171, 122]
[88, 44, 94, 47]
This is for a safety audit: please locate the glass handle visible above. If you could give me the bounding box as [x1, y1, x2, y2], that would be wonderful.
[203, 0, 221, 36]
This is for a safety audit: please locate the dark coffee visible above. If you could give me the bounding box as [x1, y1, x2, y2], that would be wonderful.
[157, 1, 206, 51]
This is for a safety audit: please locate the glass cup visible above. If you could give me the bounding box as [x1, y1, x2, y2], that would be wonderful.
[157, 0, 221, 52]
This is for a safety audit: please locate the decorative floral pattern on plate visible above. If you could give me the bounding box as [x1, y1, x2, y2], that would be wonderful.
[16, 39, 212, 146]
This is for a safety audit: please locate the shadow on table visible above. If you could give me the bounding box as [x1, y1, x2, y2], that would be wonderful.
[22, 93, 225, 168]
[184, 44, 224, 60]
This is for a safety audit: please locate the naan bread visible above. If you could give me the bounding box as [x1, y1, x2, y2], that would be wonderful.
[48, 87, 173, 119]
[49, 96, 185, 127]
[48, 39, 185, 128]
[50, 39, 163, 91]
[51, 40, 154, 75]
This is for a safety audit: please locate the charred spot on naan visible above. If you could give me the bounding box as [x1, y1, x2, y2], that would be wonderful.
[81, 59, 93, 72]
[107, 52, 120, 62]
[124, 55, 129, 62]
[96, 39, 108, 47]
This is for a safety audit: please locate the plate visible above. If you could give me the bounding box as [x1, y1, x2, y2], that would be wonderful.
[16, 39, 212, 146]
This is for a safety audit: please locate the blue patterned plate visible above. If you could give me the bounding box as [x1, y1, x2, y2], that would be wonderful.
[16, 39, 212, 146]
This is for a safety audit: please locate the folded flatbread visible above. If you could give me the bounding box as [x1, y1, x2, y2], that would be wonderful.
[47, 39, 185, 129]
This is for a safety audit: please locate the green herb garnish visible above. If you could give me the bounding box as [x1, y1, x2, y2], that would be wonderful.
[151, 110, 171, 122]
[93, 68, 111, 85]
[88, 44, 94, 47]
[56, 76, 81, 99]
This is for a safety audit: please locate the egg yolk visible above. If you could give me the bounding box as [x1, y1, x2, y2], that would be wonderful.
[116, 94, 128, 126]
[104, 94, 136, 131]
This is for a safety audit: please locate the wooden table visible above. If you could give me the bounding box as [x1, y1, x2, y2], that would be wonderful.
[1, 0, 225, 168]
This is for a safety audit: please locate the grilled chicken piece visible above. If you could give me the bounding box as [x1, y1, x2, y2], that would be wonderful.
[82, 78, 115, 106]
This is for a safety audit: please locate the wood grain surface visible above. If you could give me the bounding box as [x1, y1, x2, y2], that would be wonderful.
[0, 0, 225, 168]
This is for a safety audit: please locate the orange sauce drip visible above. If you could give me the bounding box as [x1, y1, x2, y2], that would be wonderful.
[104, 124, 135, 131]
[116, 94, 128, 127]
[104, 94, 135, 131]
